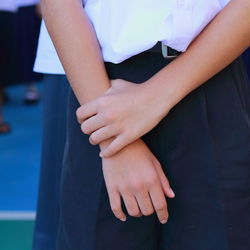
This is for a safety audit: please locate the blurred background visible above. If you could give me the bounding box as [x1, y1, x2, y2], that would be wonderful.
[0, 1, 250, 249]
[0, 1, 42, 249]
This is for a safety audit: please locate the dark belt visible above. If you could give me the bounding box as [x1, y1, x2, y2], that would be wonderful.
[148, 41, 181, 59]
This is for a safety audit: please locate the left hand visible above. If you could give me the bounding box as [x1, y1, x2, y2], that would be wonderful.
[76, 79, 170, 157]
[101, 138, 175, 223]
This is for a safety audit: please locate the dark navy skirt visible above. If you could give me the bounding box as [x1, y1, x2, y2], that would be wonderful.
[57, 52, 250, 250]
[243, 49, 250, 77]
[33, 75, 69, 250]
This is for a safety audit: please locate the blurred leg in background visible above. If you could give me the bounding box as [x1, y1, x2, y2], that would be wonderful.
[32, 75, 69, 250]
[25, 83, 40, 105]
[0, 88, 10, 134]
[0, 10, 16, 134]
[14, 3, 42, 104]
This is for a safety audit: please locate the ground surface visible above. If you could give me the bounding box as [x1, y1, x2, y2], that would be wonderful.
[0, 83, 42, 250]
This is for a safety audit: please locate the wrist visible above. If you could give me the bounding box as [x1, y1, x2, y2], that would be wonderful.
[99, 138, 145, 156]
[144, 57, 196, 113]
[143, 77, 176, 117]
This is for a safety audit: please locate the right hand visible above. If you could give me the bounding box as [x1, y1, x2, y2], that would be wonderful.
[101, 138, 175, 224]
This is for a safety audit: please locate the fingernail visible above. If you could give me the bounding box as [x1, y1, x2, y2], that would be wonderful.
[169, 188, 175, 197]
[160, 219, 168, 224]
[120, 217, 126, 222]
[99, 152, 103, 158]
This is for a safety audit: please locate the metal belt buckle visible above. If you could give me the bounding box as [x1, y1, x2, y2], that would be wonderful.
[161, 42, 178, 59]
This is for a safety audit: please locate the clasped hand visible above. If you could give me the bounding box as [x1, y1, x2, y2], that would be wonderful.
[77, 79, 169, 157]
[77, 79, 175, 223]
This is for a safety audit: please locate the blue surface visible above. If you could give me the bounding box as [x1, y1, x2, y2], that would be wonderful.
[0, 83, 43, 211]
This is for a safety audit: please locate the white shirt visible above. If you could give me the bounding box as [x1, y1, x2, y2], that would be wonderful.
[34, 0, 230, 74]
[0, 0, 18, 12]
[15, 0, 39, 8]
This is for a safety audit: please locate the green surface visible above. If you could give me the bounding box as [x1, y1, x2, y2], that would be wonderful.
[0, 220, 34, 250]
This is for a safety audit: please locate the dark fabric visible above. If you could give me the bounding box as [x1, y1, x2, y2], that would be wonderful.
[32, 75, 69, 250]
[14, 5, 42, 83]
[0, 11, 18, 86]
[243, 49, 250, 77]
[57, 52, 250, 250]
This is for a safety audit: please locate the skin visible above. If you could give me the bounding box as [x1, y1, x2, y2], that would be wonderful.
[42, 0, 250, 222]
[41, 0, 174, 223]
[102, 138, 175, 222]
[78, 0, 250, 158]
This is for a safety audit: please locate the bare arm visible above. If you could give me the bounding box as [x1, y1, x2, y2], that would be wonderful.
[148, 0, 250, 111]
[76, 0, 250, 157]
[41, 0, 110, 104]
[41, 0, 174, 223]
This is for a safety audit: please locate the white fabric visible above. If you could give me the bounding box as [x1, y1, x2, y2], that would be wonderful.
[34, 21, 65, 74]
[0, 0, 18, 12]
[15, 0, 39, 8]
[34, 0, 230, 74]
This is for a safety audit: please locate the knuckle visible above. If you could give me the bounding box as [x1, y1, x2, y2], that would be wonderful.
[81, 124, 90, 134]
[145, 176, 158, 187]
[142, 207, 154, 216]
[103, 111, 114, 121]
[164, 179, 170, 187]
[128, 209, 140, 217]
[89, 135, 98, 145]
[119, 185, 130, 193]
[155, 204, 167, 212]
[76, 107, 82, 118]
[111, 206, 121, 215]
[131, 182, 144, 192]
[121, 131, 131, 141]
[99, 96, 109, 108]
[106, 146, 116, 156]
[125, 202, 139, 217]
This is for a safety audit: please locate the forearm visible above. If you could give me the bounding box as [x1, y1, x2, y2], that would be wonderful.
[148, 0, 250, 113]
[41, 0, 110, 104]
[74, 0, 250, 157]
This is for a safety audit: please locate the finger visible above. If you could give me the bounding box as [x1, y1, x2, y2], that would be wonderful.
[120, 192, 142, 218]
[76, 101, 98, 124]
[111, 79, 129, 88]
[89, 126, 117, 145]
[135, 191, 154, 217]
[81, 115, 105, 135]
[108, 189, 127, 222]
[100, 134, 131, 158]
[149, 185, 169, 224]
[153, 162, 175, 198]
